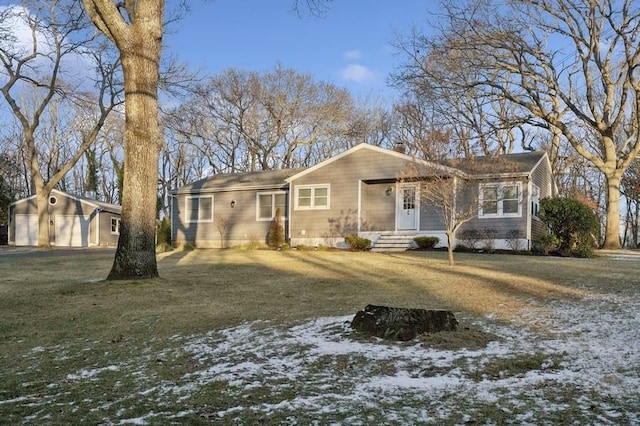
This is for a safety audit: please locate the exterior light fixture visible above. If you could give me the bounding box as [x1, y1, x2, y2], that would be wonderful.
[230, 200, 236, 208]
[385, 186, 394, 196]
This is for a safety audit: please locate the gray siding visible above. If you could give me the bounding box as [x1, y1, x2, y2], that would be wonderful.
[9, 191, 120, 246]
[172, 188, 289, 248]
[289, 148, 416, 240]
[361, 182, 394, 231]
[531, 156, 554, 198]
[99, 211, 120, 246]
[529, 156, 553, 242]
[460, 178, 529, 239]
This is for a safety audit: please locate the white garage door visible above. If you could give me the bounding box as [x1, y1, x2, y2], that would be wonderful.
[55, 215, 90, 247]
[14, 214, 39, 246]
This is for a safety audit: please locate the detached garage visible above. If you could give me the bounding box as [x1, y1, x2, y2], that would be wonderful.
[9, 189, 121, 247]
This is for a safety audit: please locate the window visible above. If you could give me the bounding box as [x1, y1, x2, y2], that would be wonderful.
[531, 184, 540, 219]
[479, 182, 522, 217]
[111, 217, 120, 235]
[295, 185, 330, 210]
[185, 196, 213, 223]
[257, 192, 287, 220]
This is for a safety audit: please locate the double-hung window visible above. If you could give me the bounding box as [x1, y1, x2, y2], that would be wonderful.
[257, 192, 287, 220]
[479, 182, 522, 217]
[295, 184, 330, 210]
[185, 196, 213, 223]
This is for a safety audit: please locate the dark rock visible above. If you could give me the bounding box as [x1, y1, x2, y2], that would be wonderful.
[350, 304, 458, 341]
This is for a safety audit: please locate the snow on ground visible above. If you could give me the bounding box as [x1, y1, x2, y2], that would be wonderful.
[6, 286, 640, 424]
[147, 288, 638, 424]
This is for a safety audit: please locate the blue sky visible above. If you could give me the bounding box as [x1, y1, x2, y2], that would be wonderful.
[164, 1, 436, 101]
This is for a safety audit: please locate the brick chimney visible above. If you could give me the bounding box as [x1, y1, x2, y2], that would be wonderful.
[392, 142, 406, 154]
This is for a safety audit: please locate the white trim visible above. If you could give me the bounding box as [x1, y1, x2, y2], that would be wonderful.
[185, 195, 214, 223]
[357, 180, 362, 234]
[396, 183, 420, 231]
[9, 188, 121, 213]
[478, 181, 523, 218]
[173, 183, 288, 195]
[294, 184, 330, 210]
[285, 143, 464, 183]
[287, 190, 292, 243]
[96, 210, 100, 245]
[170, 195, 175, 244]
[256, 191, 287, 221]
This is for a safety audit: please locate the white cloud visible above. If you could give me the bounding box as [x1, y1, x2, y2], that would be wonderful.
[341, 64, 376, 84]
[343, 49, 363, 60]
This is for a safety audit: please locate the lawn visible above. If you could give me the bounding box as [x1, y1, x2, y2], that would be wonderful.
[0, 248, 638, 424]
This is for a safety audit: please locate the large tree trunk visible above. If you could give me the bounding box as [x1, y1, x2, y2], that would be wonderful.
[602, 175, 622, 249]
[35, 189, 51, 248]
[107, 20, 162, 280]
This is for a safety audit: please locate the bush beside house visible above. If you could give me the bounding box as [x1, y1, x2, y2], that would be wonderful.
[534, 197, 599, 257]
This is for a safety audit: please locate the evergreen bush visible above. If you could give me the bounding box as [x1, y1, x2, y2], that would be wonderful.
[538, 197, 599, 257]
[413, 236, 440, 249]
[267, 208, 285, 248]
[344, 235, 371, 251]
[157, 217, 171, 246]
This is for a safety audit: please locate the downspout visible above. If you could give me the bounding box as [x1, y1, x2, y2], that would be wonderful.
[526, 179, 532, 250]
[286, 184, 292, 245]
[357, 180, 362, 235]
[170, 194, 174, 247]
[452, 176, 458, 247]
[96, 207, 101, 246]
[8, 203, 12, 245]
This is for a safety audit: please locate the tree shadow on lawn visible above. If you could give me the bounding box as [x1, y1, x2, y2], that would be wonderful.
[153, 248, 599, 328]
[425, 251, 640, 297]
[274, 249, 583, 323]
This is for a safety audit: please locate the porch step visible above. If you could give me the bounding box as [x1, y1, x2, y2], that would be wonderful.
[371, 235, 416, 252]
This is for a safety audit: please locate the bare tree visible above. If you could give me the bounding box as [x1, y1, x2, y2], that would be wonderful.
[395, 0, 640, 249]
[0, 1, 122, 247]
[400, 163, 475, 266]
[164, 65, 358, 177]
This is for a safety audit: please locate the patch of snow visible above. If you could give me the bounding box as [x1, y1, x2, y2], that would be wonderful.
[65, 365, 119, 381]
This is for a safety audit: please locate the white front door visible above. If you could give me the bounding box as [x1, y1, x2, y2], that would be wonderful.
[396, 185, 418, 230]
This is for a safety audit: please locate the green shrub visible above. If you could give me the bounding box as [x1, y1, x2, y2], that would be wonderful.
[538, 197, 599, 257]
[454, 243, 473, 252]
[267, 208, 285, 249]
[344, 235, 371, 251]
[157, 217, 171, 246]
[532, 234, 560, 255]
[413, 236, 440, 250]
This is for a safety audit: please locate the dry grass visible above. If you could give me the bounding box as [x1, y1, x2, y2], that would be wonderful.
[1, 248, 633, 347]
[1, 247, 638, 424]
